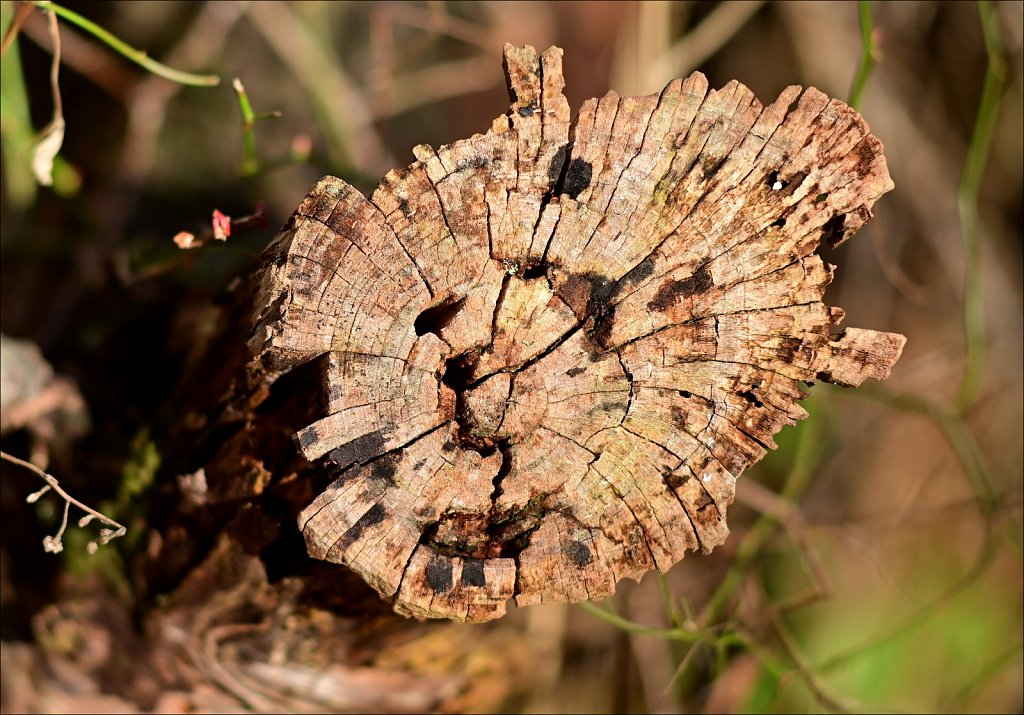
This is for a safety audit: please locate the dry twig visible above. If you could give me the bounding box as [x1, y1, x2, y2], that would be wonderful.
[1, 450, 126, 554]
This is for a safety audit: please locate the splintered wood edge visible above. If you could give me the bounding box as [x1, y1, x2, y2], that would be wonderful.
[247, 44, 905, 622]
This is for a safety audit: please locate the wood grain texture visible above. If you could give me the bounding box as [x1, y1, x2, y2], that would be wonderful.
[247, 44, 905, 622]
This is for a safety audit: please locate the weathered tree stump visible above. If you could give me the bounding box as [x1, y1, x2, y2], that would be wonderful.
[212, 43, 905, 623]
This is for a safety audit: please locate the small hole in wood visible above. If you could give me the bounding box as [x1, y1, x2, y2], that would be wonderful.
[414, 297, 466, 337]
[767, 170, 788, 191]
[522, 262, 549, 280]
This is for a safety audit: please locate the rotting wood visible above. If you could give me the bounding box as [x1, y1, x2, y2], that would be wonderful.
[242, 44, 905, 622]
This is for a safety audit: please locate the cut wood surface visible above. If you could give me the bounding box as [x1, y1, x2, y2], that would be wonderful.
[246, 44, 905, 622]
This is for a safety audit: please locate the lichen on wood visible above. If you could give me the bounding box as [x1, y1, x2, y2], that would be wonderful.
[245, 44, 905, 622]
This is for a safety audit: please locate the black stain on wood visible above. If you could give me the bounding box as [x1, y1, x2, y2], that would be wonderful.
[647, 265, 713, 312]
[441, 440, 457, 453]
[776, 336, 803, 361]
[327, 431, 387, 470]
[563, 158, 593, 199]
[661, 467, 691, 490]
[567, 540, 593, 567]
[297, 426, 318, 450]
[456, 155, 489, 172]
[566, 366, 586, 377]
[370, 456, 398, 486]
[671, 406, 688, 429]
[461, 559, 487, 587]
[619, 255, 656, 290]
[547, 145, 568, 187]
[425, 556, 454, 593]
[558, 272, 615, 321]
[332, 503, 387, 555]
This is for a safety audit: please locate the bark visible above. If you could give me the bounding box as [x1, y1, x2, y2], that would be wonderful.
[27, 43, 903, 712]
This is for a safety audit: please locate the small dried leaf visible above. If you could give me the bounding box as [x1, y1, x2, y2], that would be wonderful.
[31, 117, 66, 187]
[212, 209, 232, 240]
[173, 231, 197, 249]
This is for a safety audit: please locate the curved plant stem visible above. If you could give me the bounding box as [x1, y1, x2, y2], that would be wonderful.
[847, 0, 876, 110]
[578, 600, 701, 642]
[956, 0, 1007, 410]
[32, 1, 220, 86]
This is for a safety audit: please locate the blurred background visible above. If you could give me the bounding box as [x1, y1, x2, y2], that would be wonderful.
[1, 1, 1021, 713]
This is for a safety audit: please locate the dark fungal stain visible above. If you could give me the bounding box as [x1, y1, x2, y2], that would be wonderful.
[425, 557, 453, 593]
[456, 155, 488, 172]
[413, 459, 426, 471]
[297, 426, 318, 450]
[671, 406, 688, 429]
[518, 104, 537, 117]
[333, 503, 387, 555]
[776, 336, 803, 361]
[327, 431, 387, 470]
[567, 541, 592, 567]
[619, 255, 656, 288]
[546, 145, 568, 186]
[700, 154, 725, 179]
[557, 272, 616, 321]
[441, 440, 457, 453]
[370, 456, 398, 486]
[398, 197, 412, 217]
[566, 366, 586, 377]
[461, 559, 487, 587]
[661, 467, 689, 490]
[587, 274, 616, 307]
[647, 265, 713, 312]
[563, 158, 593, 199]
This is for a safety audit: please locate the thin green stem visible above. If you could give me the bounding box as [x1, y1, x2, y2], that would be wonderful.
[847, 0, 876, 110]
[31, 1, 220, 86]
[232, 77, 259, 176]
[949, 640, 1023, 708]
[956, 0, 1007, 410]
[850, 386, 999, 514]
[232, 77, 282, 176]
[578, 600, 702, 642]
[816, 532, 997, 674]
[701, 400, 824, 624]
